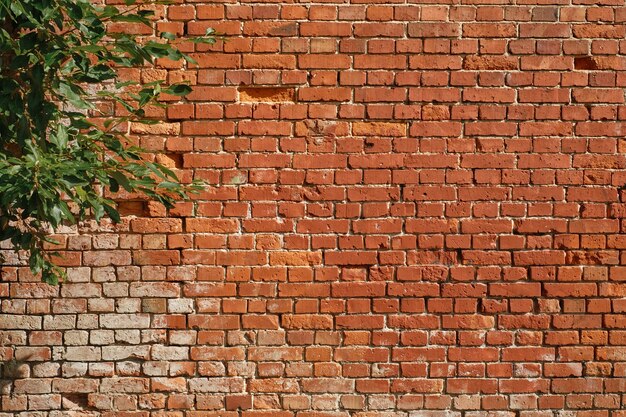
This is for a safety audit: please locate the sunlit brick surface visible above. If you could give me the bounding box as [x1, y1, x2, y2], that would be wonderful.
[3, 1, 626, 416]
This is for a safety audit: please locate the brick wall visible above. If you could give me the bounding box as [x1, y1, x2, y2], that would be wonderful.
[2, 1, 626, 416]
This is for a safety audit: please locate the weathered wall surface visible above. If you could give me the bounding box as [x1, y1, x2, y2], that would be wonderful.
[3, 1, 626, 416]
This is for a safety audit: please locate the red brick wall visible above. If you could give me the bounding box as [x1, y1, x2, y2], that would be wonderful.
[3, 1, 626, 415]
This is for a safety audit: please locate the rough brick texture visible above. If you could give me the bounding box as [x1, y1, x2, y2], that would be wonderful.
[4, 1, 626, 416]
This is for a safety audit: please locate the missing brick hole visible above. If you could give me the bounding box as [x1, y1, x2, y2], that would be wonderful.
[118, 201, 147, 217]
[156, 153, 183, 169]
[63, 394, 91, 410]
[574, 56, 598, 70]
[238, 87, 295, 103]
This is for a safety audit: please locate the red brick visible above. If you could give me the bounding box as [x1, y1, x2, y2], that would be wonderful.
[300, 22, 352, 37]
[282, 315, 333, 329]
[243, 55, 296, 69]
[464, 56, 518, 70]
[298, 87, 352, 102]
[16, 4, 626, 415]
[408, 23, 460, 37]
[298, 55, 351, 69]
[463, 23, 516, 37]
[573, 24, 625, 38]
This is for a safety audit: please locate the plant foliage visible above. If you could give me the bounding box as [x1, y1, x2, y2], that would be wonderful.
[0, 0, 213, 283]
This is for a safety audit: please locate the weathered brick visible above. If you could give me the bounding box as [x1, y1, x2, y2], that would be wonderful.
[8, 3, 626, 415]
[100, 314, 151, 329]
[189, 377, 245, 393]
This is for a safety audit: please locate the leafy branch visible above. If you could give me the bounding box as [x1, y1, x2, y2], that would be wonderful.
[0, 0, 215, 283]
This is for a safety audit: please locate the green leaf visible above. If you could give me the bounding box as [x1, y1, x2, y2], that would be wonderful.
[92, 201, 104, 221]
[58, 201, 76, 224]
[109, 177, 119, 193]
[110, 13, 150, 25]
[49, 204, 63, 226]
[160, 32, 176, 41]
[190, 36, 216, 45]
[103, 203, 120, 223]
[58, 82, 92, 110]
[49, 125, 68, 149]
[165, 83, 192, 96]
[158, 181, 179, 190]
[29, 249, 44, 275]
[110, 171, 132, 191]
[66, 3, 84, 20]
